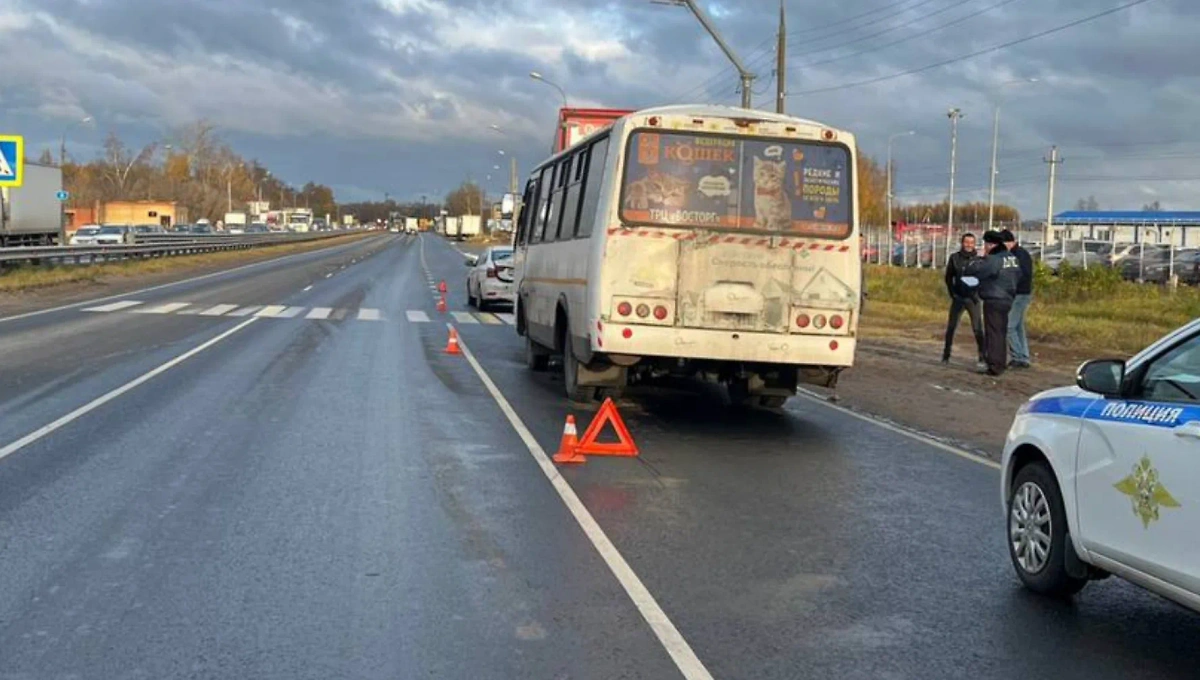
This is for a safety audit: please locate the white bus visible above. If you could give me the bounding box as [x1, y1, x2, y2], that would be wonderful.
[512, 105, 861, 406]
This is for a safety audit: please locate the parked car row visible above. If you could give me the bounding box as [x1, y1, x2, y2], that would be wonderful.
[67, 221, 290, 245]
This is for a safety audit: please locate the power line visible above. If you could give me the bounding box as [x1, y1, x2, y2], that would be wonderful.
[789, 0, 986, 62]
[796, 0, 1025, 69]
[787, 0, 1157, 97]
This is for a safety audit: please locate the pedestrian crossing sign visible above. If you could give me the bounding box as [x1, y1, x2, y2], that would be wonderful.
[0, 135, 23, 188]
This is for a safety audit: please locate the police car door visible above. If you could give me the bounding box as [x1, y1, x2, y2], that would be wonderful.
[1075, 332, 1200, 591]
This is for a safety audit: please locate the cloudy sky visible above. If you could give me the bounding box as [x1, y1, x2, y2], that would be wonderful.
[1, 0, 1194, 219]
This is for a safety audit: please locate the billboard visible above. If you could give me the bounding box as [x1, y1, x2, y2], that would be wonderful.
[555, 108, 635, 154]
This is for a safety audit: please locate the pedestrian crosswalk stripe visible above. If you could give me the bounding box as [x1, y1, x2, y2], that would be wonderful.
[176, 306, 205, 315]
[496, 313, 515, 325]
[83, 300, 144, 313]
[227, 305, 262, 317]
[276, 306, 305, 318]
[132, 302, 191, 315]
[199, 304, 239, 316]
[476, 313, 501, 324]
[255, 305, 288, 318]
[329, 308, 348, 320]
[306, 307, 332, 320]
[406, 310, 430, 322]
[450, 311, 477, 324]
[357, 308, 381, 321]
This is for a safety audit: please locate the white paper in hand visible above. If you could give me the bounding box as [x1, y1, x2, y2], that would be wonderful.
[960, 276, 980, 287]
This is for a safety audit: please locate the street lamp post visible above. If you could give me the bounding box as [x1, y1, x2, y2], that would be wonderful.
[58, 115, 93, 244]
[529, 72, 568, 109]
[946, 108, 964, 267]
[887, 131, 915, 267]
[986, 77, 1038, 232]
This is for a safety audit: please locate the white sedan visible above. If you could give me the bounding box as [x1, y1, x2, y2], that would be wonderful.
[1002, 319, 1200, 612]
[464, 246, 514, 311]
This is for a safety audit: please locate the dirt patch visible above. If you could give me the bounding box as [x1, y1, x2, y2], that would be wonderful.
[807, 335, 1078, 459]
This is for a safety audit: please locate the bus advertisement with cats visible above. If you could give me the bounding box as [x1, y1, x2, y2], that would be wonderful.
[620, 131, 851, 238]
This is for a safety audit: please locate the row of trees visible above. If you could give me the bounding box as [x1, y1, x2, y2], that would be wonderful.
[856, 154, 1020, 226]
[35, 121, 338, 223]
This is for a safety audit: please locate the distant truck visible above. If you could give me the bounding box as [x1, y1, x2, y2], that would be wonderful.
[1, 163, 64, 246]
[405, 217, 418, 234]
[553, 108, 635, 154]
[458, 214, 482, 239]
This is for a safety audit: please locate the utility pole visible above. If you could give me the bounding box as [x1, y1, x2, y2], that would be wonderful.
[672, 0, 756, 109]
[1044, 146, 1062, 249]
[946, 108, 963, 266]
[775, 1, 786, 114]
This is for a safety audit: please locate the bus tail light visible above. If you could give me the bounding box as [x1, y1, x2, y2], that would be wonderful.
[792, 308, 851, 336]
[813, 314, 827, 329]
[611, 297, 673, 325]
[622, 328, 633, 339]
[653, 305, 668, 320]
[796, 314, 810, 328]
[617, 302, 632, 316]
[635, 304, 650, 318]
[830, 314, 844, 330]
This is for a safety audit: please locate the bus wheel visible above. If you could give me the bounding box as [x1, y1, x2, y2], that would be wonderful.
[525, 335, 550, 371]
[563, 338, 598, 403]
[758, 396, 789, 408]
[727, 379, 753, 408]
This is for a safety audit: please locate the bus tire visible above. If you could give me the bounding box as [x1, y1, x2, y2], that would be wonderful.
[759, 396, 789, 408]
[526, 335, 550, 371]
[563, 336, 598, 403]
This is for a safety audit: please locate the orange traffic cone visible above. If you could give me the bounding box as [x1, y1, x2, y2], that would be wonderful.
[438, 280, 448, 294]
[436, 296, 447, 313]
[551, 415, 586, 464]
[444, 326, 462, 355]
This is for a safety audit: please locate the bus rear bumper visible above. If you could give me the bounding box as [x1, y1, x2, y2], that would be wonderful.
[594, 324, 857, 368]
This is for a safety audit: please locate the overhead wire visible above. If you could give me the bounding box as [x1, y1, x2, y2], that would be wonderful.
[787, 0, 1157, 97]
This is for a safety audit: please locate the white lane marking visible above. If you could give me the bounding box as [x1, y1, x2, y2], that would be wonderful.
[495, 313, 515, 325]
[175, 306, 206, 315]
[357, 308, 381, 321]
[199, 304, 239, 317]
[0, 235, 376, 325]
[406, 310, 430, 323]
[793, 388, 1002, 470]
[82, 300, 144, 313]
[131, 302, 191, 315]
[226, 305, 262, 317]
[476, 313, 501, 325]
[325, 273, 333, 278]
[450, 311, 477, 324]
[451, 324, 714, 680]
[255, 305, 288, 318]
[0, 319, 259, 463]
[276, 306, 305, 318]
[306, 307, 332, 320]
[303, 285, 313, 291]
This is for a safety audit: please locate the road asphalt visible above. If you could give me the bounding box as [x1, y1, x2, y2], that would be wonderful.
[1, 233, 1196, 679]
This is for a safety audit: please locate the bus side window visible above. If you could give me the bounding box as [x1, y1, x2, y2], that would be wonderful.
[575, 136, 610, 239]
[515, 178, 537, 247]
[546, 156, 572, 243]
[531, 165, 555, 244]
[559, 148, 588, 240]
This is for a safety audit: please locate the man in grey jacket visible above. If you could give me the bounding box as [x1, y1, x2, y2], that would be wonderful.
[967, 231, 1021, 375]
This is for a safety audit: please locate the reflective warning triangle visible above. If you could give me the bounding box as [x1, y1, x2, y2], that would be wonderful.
[575, 397, 638, 457]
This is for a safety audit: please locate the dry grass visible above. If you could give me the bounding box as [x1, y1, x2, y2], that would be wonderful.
[863, 264, 1200, 357]
[0, 233, 373, 294]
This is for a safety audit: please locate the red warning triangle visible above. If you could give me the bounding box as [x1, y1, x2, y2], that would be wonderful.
[576, 398, 638, 457]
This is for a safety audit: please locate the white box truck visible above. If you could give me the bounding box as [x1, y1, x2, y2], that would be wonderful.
[1, 164, 64, 246]
[458, 214, 482, 240]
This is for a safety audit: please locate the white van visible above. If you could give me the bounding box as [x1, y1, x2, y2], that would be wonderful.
[513, 105, 862, 405]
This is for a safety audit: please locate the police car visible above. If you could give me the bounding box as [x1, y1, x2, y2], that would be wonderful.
[1002, 319, 1199, 612]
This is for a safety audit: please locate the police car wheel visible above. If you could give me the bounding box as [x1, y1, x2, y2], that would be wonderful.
[1007, 462, 1088, 597]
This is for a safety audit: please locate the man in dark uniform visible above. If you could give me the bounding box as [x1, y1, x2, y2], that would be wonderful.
[967, 230, 1021, 375]
[942, 232, 985, 367]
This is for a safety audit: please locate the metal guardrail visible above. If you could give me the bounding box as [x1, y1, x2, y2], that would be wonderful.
[0, 229, 371, 266]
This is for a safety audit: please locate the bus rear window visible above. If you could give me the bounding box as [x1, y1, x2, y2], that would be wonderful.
[619, 130, 851, 238]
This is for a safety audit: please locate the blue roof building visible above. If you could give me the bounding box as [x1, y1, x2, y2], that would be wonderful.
[1050, 211, 1200, 246]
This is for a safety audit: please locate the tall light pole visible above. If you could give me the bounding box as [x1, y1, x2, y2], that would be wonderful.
[987, 77, 1037, 231]
[658, 0, 756, 109]
[946, 108, 964, 266]
[491, 124, 521, 231]
[58, 115, 92, 244]
[529, 72, 568, 108]
[887, 131, 915, 267]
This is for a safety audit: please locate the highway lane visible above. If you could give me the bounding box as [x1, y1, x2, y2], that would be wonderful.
[419, 234, 1200, 680]
[0, 234, 396, 450]
[0, 234, 681, 678]
[2, 232, 1197, 679]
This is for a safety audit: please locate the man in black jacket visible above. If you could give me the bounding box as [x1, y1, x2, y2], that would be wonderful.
[942, 232, 985, 367]
[1002, 230, 1034, 368]
[968, 230, 1022, 375]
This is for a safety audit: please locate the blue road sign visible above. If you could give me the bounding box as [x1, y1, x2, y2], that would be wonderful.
[56, 190, 69, 201]
[0, 135, 24, 188]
